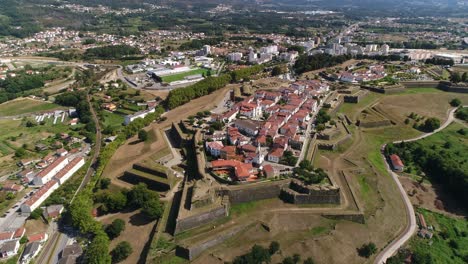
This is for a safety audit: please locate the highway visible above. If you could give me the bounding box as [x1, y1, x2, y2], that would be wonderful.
[374, 106, 460, 264]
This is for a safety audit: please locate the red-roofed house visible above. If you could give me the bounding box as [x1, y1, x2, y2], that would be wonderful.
[263, 164, 278, 178]
[21, 180, 59, 213]
[13, 227, 25, 239]
[206, 141, 224, 157]
[390, 154, 404, 172]
[2, 183, 24, 193]
[27, 232, 48, 243]
[268, 148, 284, 163]
[33, 156, 68, 185]
[220, 146, 237, 160]
[0, 232, 14, 243]
[53, 157, 85, 185]
[210, 160, 255, 181]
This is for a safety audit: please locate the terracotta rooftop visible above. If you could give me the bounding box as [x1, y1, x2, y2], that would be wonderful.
[36, 156, 67, 179]
[24, 180, 58, 207]
[54, 157, 83, 180]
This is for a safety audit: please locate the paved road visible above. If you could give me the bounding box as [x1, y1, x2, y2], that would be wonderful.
[374, 106, 460, 264]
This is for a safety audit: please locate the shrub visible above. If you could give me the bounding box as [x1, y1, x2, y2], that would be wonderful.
[357, 242, 377, 258]
[111, 241, 133, 263]
[105, 219, 126, 240]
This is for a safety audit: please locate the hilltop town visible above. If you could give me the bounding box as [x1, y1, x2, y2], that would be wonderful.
[0, 1, 467, 264]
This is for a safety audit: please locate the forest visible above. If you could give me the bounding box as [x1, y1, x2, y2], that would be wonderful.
[293, 54, 352, 74]
[385, 135, 468, 210]
[0, 66, 70, 104]
[84, 45, 141, 60]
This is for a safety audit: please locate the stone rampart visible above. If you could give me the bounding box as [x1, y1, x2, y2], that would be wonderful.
[280, 179, 341, 205]
[216, 180, 290, 205]
[174, 206, 228, 235]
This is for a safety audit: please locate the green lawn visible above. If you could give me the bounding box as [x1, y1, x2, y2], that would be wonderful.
[102, 111, 124, 128]
[395, 87, 442, 95]
[0, 98, 64, 116]
[162, 68, 210, 83]
[404, 123, 467, 172]
[409, 208, 468, 264]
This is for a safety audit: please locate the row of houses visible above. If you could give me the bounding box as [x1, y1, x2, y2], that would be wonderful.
[21, 157, 85, 213]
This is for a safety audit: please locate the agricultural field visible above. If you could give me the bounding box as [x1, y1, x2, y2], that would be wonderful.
[0, 114, 81, 176]
[161, 68, 210, 83]
[0, 98, 64, 116]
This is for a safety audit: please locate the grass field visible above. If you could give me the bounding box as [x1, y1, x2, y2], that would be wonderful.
[102, 111, 124, 128]
[162, 68, 210, 83]
[409, 122, 467, 171]
[409, 208, 468, 264]
[0, 98, 63, 116]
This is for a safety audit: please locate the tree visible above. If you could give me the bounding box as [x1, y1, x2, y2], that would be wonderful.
[86, 231, 112, 264]
[138, 129, 148, 141]
[105, 219, 126, 240]
[315, 109, 331, 125]
[127, 183, 152, 207]
[69, 192, 100, 234]
[272, 66, 283, 76]
[100, 178, 111, 189]
[282, 256, 295, 264]
[20, 236, 28, 244]
[450, 72, 462, 83]
[269, 241, 280, 255]
[420, 117, 440, 132]
[141, 199, 164, 220]
[449, 98, 461, 107]
[15, 148, 26, 158]
[95, 191, 127, 213]
[357, 242, 377, 258]
[412, 251, 433, 264]
[462, 72, 467, 82]
[30, 208, 43, 220]
[111, 241, 133, 263]
[303, 257, 315, 264]
[316, 124, 326, 132]
[293, 254, 301, 263]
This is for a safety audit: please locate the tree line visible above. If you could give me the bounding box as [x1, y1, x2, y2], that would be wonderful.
[165, 65, 264, 109]
[84, 45, 141, 60]
[293, 54, 352, 74]
[385, 141, 468, 210]
[55, 91, 97, 141]
[0, 67, 68, 104]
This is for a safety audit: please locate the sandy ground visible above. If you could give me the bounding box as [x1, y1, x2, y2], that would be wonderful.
[24, 219, 48, 236]
[98, 209, 157, 264]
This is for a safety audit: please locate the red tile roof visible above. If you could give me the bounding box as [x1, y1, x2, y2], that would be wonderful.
[54, 157, 83, 181]
[24, 180, 58, 207]
[390, 154, 404, 167]
[0, 232, 13, 241]
[211, 160, 253, 179]
[27, 232, 47, 242]
[269, 148, 284, 158]
[36, 156, 67, 179]
[13, 227, 25, 239]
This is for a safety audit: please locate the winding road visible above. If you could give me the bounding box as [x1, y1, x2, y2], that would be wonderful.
[374, 106, 461, 264]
